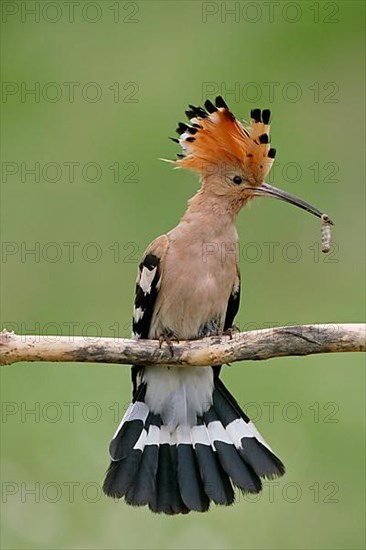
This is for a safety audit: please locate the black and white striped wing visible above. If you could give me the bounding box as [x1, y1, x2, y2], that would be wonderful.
[212, 268, 240, 380]
[224, 268, 240, 332]
[133, 253, 161, 340]
[131, 235, 169, 398]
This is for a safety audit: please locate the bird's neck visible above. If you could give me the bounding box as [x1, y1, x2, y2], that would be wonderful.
[184, 187, 241, 221]
[179, 188, 240, 242]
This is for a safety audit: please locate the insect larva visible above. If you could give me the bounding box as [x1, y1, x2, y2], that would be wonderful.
[321, 213, 331, 253]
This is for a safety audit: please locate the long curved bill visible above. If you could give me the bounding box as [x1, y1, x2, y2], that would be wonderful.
[248, 182, 334, 225]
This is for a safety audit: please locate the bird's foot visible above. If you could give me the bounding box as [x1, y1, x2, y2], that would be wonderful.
[222, 325, 240, 340]
[158, 332, 179, 357]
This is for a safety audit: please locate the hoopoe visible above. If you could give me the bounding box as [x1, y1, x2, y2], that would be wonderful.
[103, 96, 331, 514]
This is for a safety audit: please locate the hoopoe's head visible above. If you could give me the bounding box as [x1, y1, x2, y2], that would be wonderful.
[169, 96, 332, 222]
[174, 97, 275, 190]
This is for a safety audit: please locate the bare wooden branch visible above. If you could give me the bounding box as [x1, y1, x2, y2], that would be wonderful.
[0, 324, 365, 368]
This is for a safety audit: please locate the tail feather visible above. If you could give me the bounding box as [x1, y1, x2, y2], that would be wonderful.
[213, 380, 285, 478]
[168, 443, 190, 515]
[214, 377, 250, 422]
[193, 420, 235, 505]
[103, 374, 285, 513]
[176, 426, 210, 512]
[125, 414, 160, 506]
[203, 407, 262, 494]
[238, 438, 286, 479]
[109, 388, 149, 461]
[150, 429, 189, 515]
[103, 388, 148, 498]
[103, 450, 142, 498]
[126, 443, 159, 506]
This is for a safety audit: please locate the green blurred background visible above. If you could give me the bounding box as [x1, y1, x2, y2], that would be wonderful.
[1, 1, 365, 548]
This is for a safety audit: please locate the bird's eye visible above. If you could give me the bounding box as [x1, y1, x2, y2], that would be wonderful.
[232, 176, 242, 185]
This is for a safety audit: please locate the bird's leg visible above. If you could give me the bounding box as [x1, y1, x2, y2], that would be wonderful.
[222, 325, 240, 340]
[158, 330, 179, 357]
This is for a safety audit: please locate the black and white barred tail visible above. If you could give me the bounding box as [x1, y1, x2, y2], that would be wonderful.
[102, 377, 285, 514]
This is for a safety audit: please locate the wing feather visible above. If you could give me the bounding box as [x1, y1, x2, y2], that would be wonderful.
[224, 265, 241, 331]
[131, 235, 169, 399]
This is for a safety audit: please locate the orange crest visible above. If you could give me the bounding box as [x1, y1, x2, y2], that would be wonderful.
[171, 97, 276, 185]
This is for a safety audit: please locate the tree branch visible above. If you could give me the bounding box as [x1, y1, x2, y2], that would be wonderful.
[1, 324, 365, 367]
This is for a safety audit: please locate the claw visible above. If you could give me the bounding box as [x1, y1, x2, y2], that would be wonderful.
[158, 333, 179, 357]
[222, 325, 240, 340]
